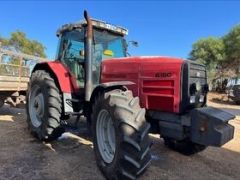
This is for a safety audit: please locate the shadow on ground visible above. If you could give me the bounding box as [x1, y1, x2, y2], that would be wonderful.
[210, 97, 237, 106]
[144, 134, 240, 180]
[0, 105, 102, 180]
[0, 105, 240, 180]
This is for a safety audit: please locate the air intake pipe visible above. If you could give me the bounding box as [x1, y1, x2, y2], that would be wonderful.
[84, 10, 93, 101]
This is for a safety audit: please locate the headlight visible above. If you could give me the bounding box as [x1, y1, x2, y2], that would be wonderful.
[190, 96, 196, 103]
[199, 95, 204, 102]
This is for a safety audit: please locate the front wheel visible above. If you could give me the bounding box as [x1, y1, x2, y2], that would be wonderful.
[92, 89, 151, 180]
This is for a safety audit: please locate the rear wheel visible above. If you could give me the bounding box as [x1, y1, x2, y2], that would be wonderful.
[27, 70, 64, 141]
[163, 138, 206, 155]
[92, 89, 151, 180]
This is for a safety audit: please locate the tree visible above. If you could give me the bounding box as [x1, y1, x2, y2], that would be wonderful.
[0, 31, 46, 76]
[189, 25, 240, 90]
[0, 30, 46, 59]
[189, 37, 227, 90]
[223, 24, 240, 75]
[189, 37, 225, 71]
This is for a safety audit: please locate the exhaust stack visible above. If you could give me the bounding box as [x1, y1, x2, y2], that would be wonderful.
[84, 10, 93, 101]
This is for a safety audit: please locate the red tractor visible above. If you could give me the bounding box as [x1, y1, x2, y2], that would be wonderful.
[27, 11, 235, 179]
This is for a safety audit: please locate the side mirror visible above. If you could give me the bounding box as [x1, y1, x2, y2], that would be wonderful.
[128, 41, 139, 47]
[125, 41, 139, 57]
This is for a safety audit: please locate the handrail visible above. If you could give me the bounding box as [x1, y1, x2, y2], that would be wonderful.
[0, 45, 49, 92]
[0, 48, 48, 62]
[0, 62, 28, 68]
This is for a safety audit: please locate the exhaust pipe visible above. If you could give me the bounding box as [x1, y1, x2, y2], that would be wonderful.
[84, 10, 93, 101]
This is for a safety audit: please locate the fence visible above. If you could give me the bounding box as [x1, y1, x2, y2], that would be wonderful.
[0, 46, 48, 92]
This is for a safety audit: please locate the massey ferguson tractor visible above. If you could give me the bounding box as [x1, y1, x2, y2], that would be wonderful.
[27, 11, 235, 179]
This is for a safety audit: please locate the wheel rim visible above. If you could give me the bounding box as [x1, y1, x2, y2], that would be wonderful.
[29, 85, 45, 128]
[96, 109, 116, 164]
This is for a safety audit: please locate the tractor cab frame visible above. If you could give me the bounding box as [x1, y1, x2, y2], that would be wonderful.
[56, 16, 128, 100]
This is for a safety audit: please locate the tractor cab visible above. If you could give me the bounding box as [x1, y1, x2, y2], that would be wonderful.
[56, 19, 128, 87]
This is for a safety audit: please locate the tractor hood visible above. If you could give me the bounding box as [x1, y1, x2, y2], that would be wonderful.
[101, 56, 184, 79]
[101, 56, 184, 80]
[101, 56, 185, 113]
[102, 56, 184, 64]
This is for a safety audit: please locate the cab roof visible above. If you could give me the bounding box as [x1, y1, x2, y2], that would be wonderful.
[56, 18, 128, 37]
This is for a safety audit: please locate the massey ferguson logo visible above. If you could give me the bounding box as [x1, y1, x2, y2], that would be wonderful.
[155, 72, 172, 78]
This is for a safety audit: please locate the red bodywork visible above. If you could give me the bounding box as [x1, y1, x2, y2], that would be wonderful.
[101, 56, 184, 113]
[34, 61, 79, 93]
[36, 57, 184, 113]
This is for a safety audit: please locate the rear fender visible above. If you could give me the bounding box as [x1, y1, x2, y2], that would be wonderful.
[32, 61, 79, 93]
[33, 61, 80, 114]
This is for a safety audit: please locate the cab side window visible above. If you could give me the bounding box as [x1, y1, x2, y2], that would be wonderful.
[58, 29, 85, 87]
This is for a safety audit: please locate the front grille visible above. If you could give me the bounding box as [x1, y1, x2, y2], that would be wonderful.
[180, 61, 207, 113]
[189, 62, 207, 106]
[189, 62, 207, 86]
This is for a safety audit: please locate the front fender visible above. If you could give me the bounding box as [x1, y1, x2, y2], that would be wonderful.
[90, 81, 135, 103]
[99, 81, 135, 88]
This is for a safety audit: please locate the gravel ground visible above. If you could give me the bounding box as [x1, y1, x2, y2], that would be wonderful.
[0, 92, 239, 180]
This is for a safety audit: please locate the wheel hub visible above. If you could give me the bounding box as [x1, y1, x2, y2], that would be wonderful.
[34, 94, 44, 116]
[96, 109, 116, 164]
[29, 85, 44, 128]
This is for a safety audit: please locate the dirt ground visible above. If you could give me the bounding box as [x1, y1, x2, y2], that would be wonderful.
[0, 92, 239, 180]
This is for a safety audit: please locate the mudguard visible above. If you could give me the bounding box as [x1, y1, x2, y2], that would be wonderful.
[99, 81, 135, 88]
[32, 61, 79, 93]
[190, 107, 235, 146]
[90, 81, 135, 103]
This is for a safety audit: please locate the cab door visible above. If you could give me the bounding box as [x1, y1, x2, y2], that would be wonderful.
[57, 29, 85, 88]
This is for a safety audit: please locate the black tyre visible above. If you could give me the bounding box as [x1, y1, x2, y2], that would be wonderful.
[26, 70, 64, 141]
[163, 138, 206, 155]
[92, 89, 151, 180]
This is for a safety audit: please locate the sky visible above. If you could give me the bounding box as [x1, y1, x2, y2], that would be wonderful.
[0, 0, 240, 59]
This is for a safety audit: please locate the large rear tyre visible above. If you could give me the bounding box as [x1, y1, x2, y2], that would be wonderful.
[92, 89, 151, 180]
[163, 138, 206, 155]
[26, 70, 64, 141]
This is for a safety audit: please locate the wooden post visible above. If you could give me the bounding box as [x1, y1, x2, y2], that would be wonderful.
[18, 57, 23, 92]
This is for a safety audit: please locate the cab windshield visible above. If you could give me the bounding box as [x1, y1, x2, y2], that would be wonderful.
[93, 29, 126, 64]
[57, 27, 127, 86]
[91, 29, 126, 84]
